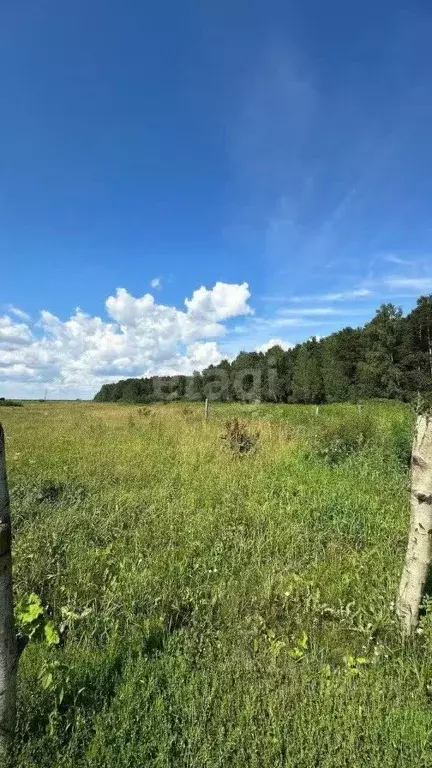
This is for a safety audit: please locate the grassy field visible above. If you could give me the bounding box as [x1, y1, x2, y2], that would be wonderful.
[2, 399, 432, 767]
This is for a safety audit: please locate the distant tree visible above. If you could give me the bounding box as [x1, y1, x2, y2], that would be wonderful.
[401, 295, 432, 399]
[357, 304, 404, 399]
[263, 345, 293, 402]
[138, 377, 156, 402]
[202, 360, 233, 401]
[176, 376, 188, 399]
[231, 352, 264, 402]
[186, 371, 204, 401]
[121, 379, 141, 402]
[94, 383, 114, 402]
[291, 338, 324, 404]
[112, 381, 126, 402]
[322, 327, 361, 402]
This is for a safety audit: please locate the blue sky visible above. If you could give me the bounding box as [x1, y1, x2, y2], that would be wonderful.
[1, 0, 432, 397]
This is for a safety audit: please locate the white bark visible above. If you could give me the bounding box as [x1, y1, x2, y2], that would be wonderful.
[397, 414, 432, 634]
[427, 324, 432, 379]
[0, 424, 17, 758]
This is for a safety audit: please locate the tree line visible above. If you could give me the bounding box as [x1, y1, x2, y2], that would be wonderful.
[94, 295, 432, 405]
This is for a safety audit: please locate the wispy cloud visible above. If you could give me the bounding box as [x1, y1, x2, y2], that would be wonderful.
[277, 307, 341, 316]
[383, 254, 414, 266]
[262, 288, 372, 304]
[266, 278, 432, 304]
[323, 288, 372, 301]
[5, 304, 31, 321]
[224, 16, 432, 314]
[385, 276, 432, 293]
[250, 316, 339, 330]
[230, 46, 316, 196]
[150, 277, 161, 289]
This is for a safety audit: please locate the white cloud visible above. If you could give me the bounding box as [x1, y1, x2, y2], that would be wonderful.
[150, 277, 161, 289]
[262, 288, 372, 303]
[382, 254, 413, 266]
[276, 305, 371, 318]
[256, 338, 293, 353]
[385, 277, 432, 292]
[0, 283, 253, 398]
[0, 315, 33, 347]
[277, 307, 339, 316]
[269, 317, 336, 329]
[283, 288, 372, 303]
[106, 289, 159, 326]
[5, 304, 31, 321]
[185, 342, 222, 368]
[247, 316, 337, 332]
[323, 288, 371, 301]
[185, 281, 252, 321]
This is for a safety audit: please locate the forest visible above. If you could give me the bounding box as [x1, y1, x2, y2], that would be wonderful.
[94, 295, 432, 405]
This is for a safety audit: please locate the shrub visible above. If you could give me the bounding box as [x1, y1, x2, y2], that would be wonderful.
[137, 407, 152, 417]
[312, 413, 376, 465]
[0, 397, 23, 407]
[221, 417, 259, 455]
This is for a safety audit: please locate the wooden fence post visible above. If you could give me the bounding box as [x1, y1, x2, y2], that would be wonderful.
[0, 425, 18, 758]
[397, 414, 432, 635]
[204, 398, 209, 421]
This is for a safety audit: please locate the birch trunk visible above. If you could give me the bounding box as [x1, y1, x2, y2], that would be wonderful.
[427, 324, 432, 379]
[397, 414, 432, 634]
[0, 424, 17, 757]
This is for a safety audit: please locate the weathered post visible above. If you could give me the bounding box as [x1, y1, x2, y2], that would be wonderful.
[204, 398, 209, 421]
[397, 414, 432, 635]
[0, 425, 17, 758]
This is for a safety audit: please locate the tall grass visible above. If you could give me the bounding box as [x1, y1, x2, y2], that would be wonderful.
[2, 400, 432, 767]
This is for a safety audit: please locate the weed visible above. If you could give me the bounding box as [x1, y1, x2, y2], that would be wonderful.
[137, 407, 152, 417]
[311, 412, 376, 464]
[36, 482, 67, 504]
[221, 417, 260, 455]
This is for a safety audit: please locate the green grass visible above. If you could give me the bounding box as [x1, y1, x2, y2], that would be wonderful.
[3, 400, 432, 767]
